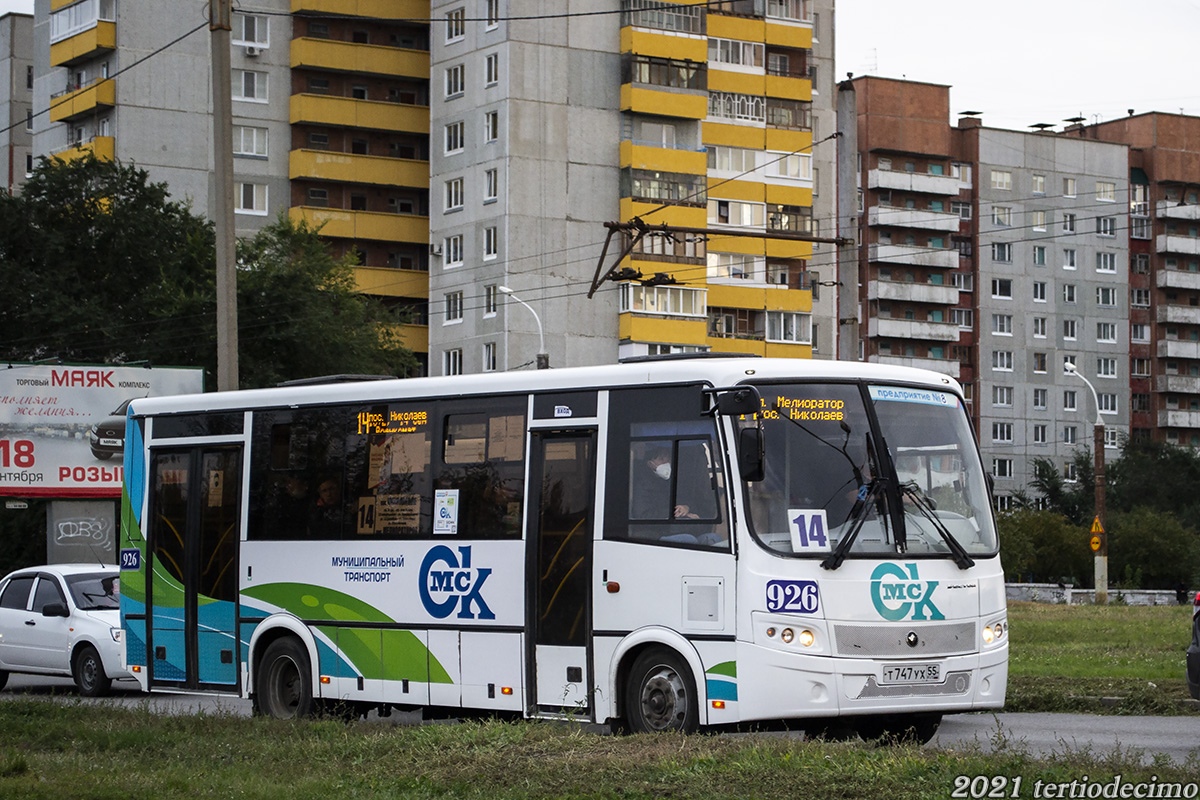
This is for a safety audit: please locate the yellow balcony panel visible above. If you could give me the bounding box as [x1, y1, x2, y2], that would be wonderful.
[293, 0, 428, 19]
[354, 266, 429, 299]
[291, 93, 430, 134]
[620, 28, 707, 62]
[764, 342, 812, 359]
[394, 322, 429, 353]
[619, 141, 707, 174]
[703, 121, 766, 150]
[52, 135, 115, 163]
[618, 314, 708, 346]
[290, 206, 430, 244]
[708, 179, 765, 203]
[50, 0, 74, 10]
[291, 37, 430, 79]
[620, 85, 708, 119]
[707, 283, 810, 313]
[50, 21, 116, 68]
[765, 128, 811, 153]
[766, 74, 811, 102]
[764, 183, 812, 207]
[290, 149, 429, 189]
[706, 234, 767, 257]
[707, 15, 766, 44]
[765, 237, 812, 260]
[764, 21, 812, 49]
[620, 199, 707, 227]
[49, 79, 115, 124]
[708, 69, 767, 97]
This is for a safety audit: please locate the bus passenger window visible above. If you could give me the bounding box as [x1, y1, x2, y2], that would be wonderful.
[436, 401, 525, 539]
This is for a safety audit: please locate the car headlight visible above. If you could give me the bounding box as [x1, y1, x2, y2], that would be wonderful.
[110, 627, 123, 643]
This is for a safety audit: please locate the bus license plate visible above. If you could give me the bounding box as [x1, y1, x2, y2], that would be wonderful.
[881, 663, 940, 684]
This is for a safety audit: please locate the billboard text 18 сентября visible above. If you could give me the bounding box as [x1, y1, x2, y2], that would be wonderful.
[0, 365, 203, 498]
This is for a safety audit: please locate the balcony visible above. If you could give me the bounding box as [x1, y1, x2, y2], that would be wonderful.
[50, 20, 115, 68]
[867, 169, 960, 196]
[292, 0, 429, 18]
[620, 141, 707, 174]
[1157, 269, 1200, 291]
[289, 206, 429, 244]
[1157, 200, 1200, 221]
[394, 322, 428, 353]
[1156, 375, 1200, 395]
[868, 206, 961, 232]
[354, 266, 428, 299]
[49, 78, 115, 124]
[291, 38, 429, 80]
[51, 135, 114, 163]
[868, 243, 958, 269]
[290, 93, 429, 134]
[1158, 409, 1200, 429]
[874, 355, 961, 379]
[1156, 234, 1200, 256]
[867, 318, 961, 342]
[867, 280, 959, 305]
[1157, 339, 1200, 360]
[289, 149, 429, 189]
[1157, 304, 1200, 325]
[620, 85, 709, 120]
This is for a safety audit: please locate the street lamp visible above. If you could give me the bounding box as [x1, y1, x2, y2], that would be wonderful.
[1064, 360, 1107, 604]
[498, 286, 549, 369]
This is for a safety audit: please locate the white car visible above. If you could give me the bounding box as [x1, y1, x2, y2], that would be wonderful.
[0, 564, 132, 696]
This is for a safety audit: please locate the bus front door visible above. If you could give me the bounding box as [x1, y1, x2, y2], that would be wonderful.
[145, 446, 241, 690]
[528, 430, 596, 716]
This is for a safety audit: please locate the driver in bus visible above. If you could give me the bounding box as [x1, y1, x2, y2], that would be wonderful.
[632, 444, 698, 521]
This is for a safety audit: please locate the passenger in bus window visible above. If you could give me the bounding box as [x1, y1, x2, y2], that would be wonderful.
[310, 476, 345, 537]
[631, 442, 697, 521]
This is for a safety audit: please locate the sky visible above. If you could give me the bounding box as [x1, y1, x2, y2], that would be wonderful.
[6, 0, 1198, 134]
[835, 0, 1200, 132]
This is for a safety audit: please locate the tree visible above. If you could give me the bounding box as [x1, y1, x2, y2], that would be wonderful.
[0, 156, 415, 387]
[1108, 439, 1200, 532]
[1027, 453, 1092, 526]
[996, 508, 1092, 586]
[1106, 508, 1200, 590]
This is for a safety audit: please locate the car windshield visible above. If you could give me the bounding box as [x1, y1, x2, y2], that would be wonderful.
[65, 573, 120, 610]
[742, 382, 997, 561]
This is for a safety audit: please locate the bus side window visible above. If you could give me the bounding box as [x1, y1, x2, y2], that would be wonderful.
[436, 400, 525, 539]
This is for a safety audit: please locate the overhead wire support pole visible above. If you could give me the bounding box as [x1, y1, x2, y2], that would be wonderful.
[211, 0, 239, 391]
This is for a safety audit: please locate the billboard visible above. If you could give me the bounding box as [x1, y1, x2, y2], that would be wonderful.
[0, 364, 204, 498]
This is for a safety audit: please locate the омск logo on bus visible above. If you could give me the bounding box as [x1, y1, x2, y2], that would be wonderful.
[869, 562, 945, 621]
[418, 545, 495, 620]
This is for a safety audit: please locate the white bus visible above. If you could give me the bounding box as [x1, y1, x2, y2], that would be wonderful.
[117, 357, 1006, 739]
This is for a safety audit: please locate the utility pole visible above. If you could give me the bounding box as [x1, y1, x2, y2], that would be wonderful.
[211, 0, 239, 391]
[835, 79, 860, 360]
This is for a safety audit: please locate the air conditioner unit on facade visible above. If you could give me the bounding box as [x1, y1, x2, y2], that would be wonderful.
[429, 243, 443, 256]
[245, 46, 262, 57]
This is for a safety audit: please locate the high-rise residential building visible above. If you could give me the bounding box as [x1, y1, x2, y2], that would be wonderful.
[849, 77, 1131, 506]
[0, 13, 33, 194]
[33, 0, 827, 376]
[1072, 114, 1200, 448]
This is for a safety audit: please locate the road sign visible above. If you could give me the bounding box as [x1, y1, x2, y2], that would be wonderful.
[1090, 516, 1104, 534]
[1090, 535, 1102, 552]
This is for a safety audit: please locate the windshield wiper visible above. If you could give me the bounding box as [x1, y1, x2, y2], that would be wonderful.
[821, 479, 882, 570]
[900, 481, 975, 570]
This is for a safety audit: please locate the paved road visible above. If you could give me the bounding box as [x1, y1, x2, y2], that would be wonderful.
[3, 675, 1198, 765]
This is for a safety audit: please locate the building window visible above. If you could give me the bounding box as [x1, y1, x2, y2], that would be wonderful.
[306, 188, 328, 207]
[444, 178, 464, 212]
[952, 308, 973, 329]
[1033, 424, 1047, 444]
[1032, 174, 1045, 194]
[766, 311, 812, 344]
[1132, 357, 1151, 377]
[1131, 323, 1149, 343]
[483, 342, 497, 372]
[990, 170, 1012, 190]
[444, 291, 464, 324]
[1097, 216, 1116, 237]
[1033, 281, 1046, 302]
[1064, 426, 1077, 445]
[710, 37, 765, 68]
[1033, 352, 1047, 373]
[1033, 317, 1047, 338]
[232, 69, 268, 102]
[444, 348, 463, 376]
[1097, 357, 1117, 378]
[1063, 319, 1077, 340]
[1064, 463, 1078, 482]
[992, 458, 1013, 479]
[991, 350, 1014, 371]
[445, 7, 465, 42]
[708, 252, 764, 282]
[1062, 213, 1076, 233]
[1062, 283, 1076, 303]
[1096, 181, 1116, 202]
[951, 272, 974, 291]
[484, 285, 498, 316]
[484, 168, 499, 203]
[1033, 388, 1048, 410]
[992, 385, 1013, 407]
[1096, 286, 1117, 307]
[708, 91, 767, 124]
[1063, 390, 1077, 411]
[1131, 288, 1150, 307]
[991, 278, 1012, 298]
[1063, 248, 1076, 269]
[444, 121, 464, 154]
[1098, 393, 1118, 415]
[991, 243, 1012, 263]
[486, 0, 500, 28]
[235, 183, 267, 215]
[1063, 177, 1077, 197]
[992, 206, 1012, 227]
[951, 201, 971, 219]
[483, 226, 498, 260]
[1133, 253, 1150, 273]
[992, 422, 1013, 443]
[485, 53, 499, 86]
[233, 13, 269, 46]
[992, 314, 1014, 335]
[445, 64, 465, 98]
[1030, 210, 1046, 231]
[1096, 252, 1117, 273]
[233, 125, 268, 157]
[444, 234, 464, 267]
[484, 110, 498, 142]
[1032, 245, 1046, 266]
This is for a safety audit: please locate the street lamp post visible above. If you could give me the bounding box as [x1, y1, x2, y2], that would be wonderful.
[1064, 361, 1107, 604]
[498, 286, 549, 369]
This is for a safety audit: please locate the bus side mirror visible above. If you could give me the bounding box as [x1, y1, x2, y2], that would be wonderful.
[717, 388, 760, 417]
[737, 426, 765, 482]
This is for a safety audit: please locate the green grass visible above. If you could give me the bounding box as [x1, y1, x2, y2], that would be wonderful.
[1005, 601, 1197, 714]
[0, 701, 1195, 800]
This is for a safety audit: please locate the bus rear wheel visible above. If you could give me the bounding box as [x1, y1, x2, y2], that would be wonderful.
[255, 638, 315, 719]
[625, 648, 698, 734]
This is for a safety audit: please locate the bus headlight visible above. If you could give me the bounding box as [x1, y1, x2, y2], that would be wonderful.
[981, 620, 1006, 645]
[780, 628, 794, 644]
[797, 629, 815, 647]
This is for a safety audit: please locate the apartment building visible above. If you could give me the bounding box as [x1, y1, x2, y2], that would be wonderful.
[850, 77, 1131, 505]
[0, 13, 33, 194]
[34, 0, 827, 376]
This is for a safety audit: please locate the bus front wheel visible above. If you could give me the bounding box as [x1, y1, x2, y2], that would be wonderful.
[625, 647, 698, 734]
[255, 638, 315, 719]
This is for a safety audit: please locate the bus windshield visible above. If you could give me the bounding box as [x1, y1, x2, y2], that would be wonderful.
[743, 382, 997, 561]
